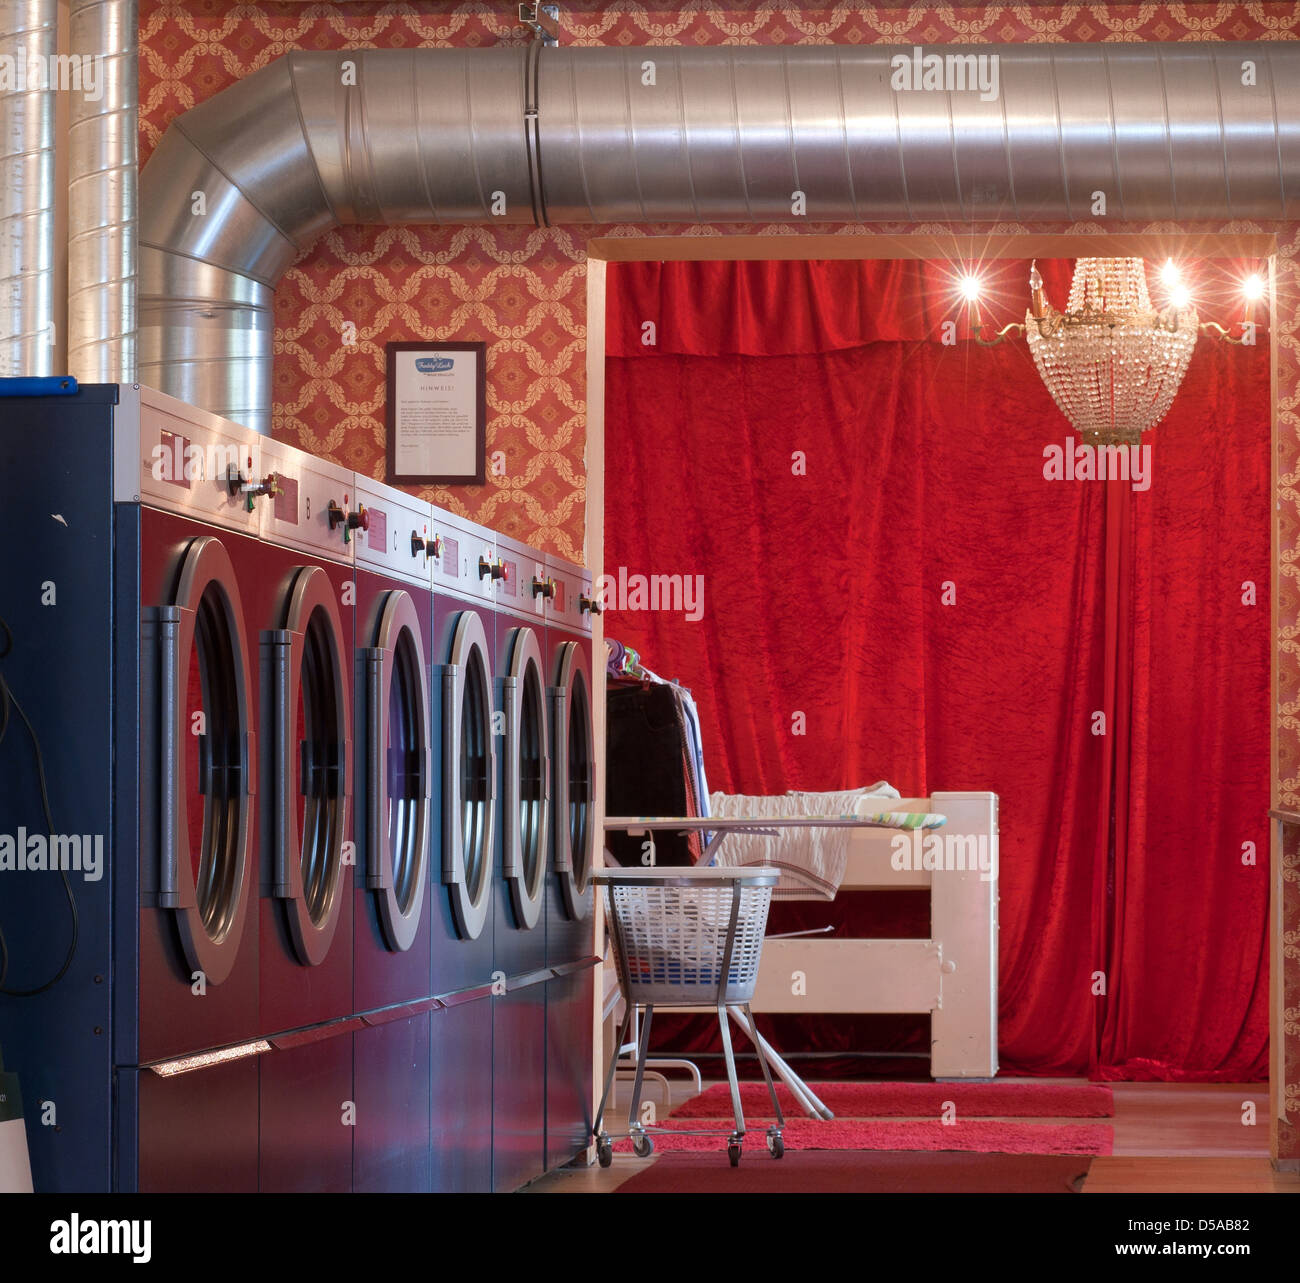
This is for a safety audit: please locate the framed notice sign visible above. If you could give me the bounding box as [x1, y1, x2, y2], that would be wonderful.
[386, 341, 486, 485]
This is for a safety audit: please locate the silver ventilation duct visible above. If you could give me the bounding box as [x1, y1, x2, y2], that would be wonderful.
[139, 43, 1300, 433]
[0, 0, 58, 377]
[67, 0, 137, 382]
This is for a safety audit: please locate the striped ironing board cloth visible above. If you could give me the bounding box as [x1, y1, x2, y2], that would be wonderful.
[862, 810, 947, 830]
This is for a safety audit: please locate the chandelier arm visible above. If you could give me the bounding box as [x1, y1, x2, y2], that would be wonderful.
[1199, 321, 1248, 346]
[972, 322, 1026, 348]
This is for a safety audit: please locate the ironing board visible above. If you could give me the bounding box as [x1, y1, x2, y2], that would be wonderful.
[601, 812, 947, 1120]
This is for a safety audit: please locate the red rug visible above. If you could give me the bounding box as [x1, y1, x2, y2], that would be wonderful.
[612, 1117, 1113, 1155]
[614, 1150, 1094, 1194]
[668, 1080, 1114, 1119]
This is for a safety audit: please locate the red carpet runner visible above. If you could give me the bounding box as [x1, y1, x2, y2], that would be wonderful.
[612, 1117, 1113, 1156]
[668, 1080, 1114, 1120]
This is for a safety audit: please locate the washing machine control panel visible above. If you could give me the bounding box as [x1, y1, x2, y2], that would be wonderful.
[495, 531, 548, 624]
[431, 507, 497, 604]
[545, 554, 594, 638]
[258, 438, 356, 564]
[134, 387, 261, 536]
[352, 475, 434, 589]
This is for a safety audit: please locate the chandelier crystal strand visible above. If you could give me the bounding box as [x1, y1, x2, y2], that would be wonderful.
[1025, 258, 1198, 447]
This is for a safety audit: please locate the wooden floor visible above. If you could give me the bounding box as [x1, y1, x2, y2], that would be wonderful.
[527, 1079, 1300, 1193]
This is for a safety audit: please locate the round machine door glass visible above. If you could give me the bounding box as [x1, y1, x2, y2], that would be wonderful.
[503, 626, 549, 930]
[442, 610, 495, 940]
[364, 589, 430, 952]
[160, 536, 255, 984]
[567, 667, 593, 894]
[388, 632, 424, 912]
[272, 565, 350, 966]
[552, 640, 594, 921]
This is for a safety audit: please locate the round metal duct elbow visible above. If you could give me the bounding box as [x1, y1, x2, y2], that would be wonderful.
[139, 47, 537, 433]
[139, 42, 1300, 433]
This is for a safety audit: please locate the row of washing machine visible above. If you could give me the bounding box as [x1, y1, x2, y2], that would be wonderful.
[0, 383, 598, 1193]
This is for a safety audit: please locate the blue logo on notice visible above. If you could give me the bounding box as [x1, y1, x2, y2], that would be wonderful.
[415, 356, 455, 374]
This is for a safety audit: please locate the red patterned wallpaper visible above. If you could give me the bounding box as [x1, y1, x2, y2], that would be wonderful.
[140, 3, 1300, 1154]
[139, 1, 1300, 558]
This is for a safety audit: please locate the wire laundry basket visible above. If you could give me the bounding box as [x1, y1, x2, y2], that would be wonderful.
[606, 878, 772, 1005]
[593, 866, 785, 1168]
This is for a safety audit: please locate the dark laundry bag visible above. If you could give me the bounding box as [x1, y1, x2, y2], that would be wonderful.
[604, 680, 701, 867]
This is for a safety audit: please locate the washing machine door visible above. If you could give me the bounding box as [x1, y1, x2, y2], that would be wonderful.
[268, 566, 351, 966]
[502, 626, 549, 931]
[442, 611, 495, 940]
[551, 641, 594, 921]
[362, 590, 431, 952]
[153, 536, 256, 985]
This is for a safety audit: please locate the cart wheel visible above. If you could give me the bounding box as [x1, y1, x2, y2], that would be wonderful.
[766, 1132, 785, 1160]
[597, 1138, 613, 1168]
[632, 1133, 654, 1159]
[728, 1142, 742, 1168]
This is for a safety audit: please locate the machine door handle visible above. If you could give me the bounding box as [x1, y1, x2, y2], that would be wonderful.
[269, 629, 302, 898]
[363, 646, 389, 890]
[157, 606, 186, 908]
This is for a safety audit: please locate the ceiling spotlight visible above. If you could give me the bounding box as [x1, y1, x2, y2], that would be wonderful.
[959, 274, 982, 302]
[1243, 273, 1265, 301]
[1160, 258, 1181, 287]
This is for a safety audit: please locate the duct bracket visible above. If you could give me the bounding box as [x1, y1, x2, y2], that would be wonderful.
[519, 4, 559, 46]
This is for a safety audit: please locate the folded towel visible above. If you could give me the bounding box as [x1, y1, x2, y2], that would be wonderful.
[786, 781, 901, 803]
[706, 784, 928, 899]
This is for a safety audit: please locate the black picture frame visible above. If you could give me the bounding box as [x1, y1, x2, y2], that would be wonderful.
[385, 340, 486, 485]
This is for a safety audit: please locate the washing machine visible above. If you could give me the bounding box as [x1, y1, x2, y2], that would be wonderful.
[249, 435, 358, 1193]
[489, 531, 552, 1190]
[427, 506, 498, 1192]
[350, 473, 437, 1192]
[544, 553, 599, 1172]
[0, 383, 264, 1191]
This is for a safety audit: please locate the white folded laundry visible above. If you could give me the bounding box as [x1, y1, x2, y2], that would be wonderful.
[707, 783, 902, 899]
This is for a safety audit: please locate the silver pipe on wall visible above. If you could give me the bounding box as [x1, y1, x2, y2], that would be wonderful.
[66, 0, 137, 383]
[138, 42, 1300, 433]
[0, 0, 59, 376]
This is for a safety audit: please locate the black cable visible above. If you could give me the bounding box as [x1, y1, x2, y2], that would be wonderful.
[0, 611, 80, 995]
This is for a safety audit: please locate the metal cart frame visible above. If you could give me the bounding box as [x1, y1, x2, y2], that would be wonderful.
[592, 866, 786, 1167]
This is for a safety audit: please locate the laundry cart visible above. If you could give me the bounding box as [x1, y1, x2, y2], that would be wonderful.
[593, 866, 785, 1167]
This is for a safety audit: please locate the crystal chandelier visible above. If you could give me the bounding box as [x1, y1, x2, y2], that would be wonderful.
[979, 258, 1200, 447]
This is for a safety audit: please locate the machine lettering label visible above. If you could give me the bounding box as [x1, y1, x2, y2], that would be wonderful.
[368, 508, 387, 552]
[158, 430, 191, 489]
[274, 476, 298, 525]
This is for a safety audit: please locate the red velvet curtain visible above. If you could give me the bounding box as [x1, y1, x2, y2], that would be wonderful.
[603, 258, 1270, 1079]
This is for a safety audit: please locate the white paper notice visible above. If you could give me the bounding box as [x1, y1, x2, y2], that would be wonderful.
[393, 349, 478, 477]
